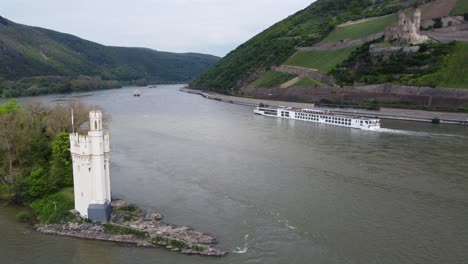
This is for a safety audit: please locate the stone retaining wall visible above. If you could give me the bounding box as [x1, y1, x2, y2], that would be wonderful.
[241, 84, 468, 107]
[369, 45, 420, 55]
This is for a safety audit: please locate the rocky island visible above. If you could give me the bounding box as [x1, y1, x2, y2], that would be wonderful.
[36, 200, 228, 257]
[33, 109, 227, 257]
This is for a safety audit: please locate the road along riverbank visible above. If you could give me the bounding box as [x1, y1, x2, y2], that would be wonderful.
[181, 88, 468, 125]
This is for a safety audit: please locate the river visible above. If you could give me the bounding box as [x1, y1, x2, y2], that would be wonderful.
[1, 84, 468, 264]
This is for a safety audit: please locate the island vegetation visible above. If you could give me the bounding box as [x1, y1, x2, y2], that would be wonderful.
[0, 99, 103, 223]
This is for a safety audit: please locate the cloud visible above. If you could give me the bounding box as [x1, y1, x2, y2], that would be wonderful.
[2, 0, 313, 56]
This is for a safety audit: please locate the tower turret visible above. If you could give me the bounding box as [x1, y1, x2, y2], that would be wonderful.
[398, 11, 406, 26]
[413, 8, 421, 34]
[89, 110, 103, 131]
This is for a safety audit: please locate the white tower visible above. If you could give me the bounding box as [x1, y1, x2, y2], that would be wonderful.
[70, 110, 111, 222]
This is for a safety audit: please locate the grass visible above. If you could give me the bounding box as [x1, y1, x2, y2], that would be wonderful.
[170, 239, 187, 249]
[250, 71, 297, 88]
[115, 204, 138, 212]
[16, 211, 34, 223]
[291, 77, 326, 87]
[59, 187, 74, 201]
[103, 223, 149, 238]
[324, 14, 397, 41]
[284, 46, 358, 74]
[192, 245, 205, 251]
[152, 235, 166, 244]
[450, 0, 468, 15]
[30, 189, 75, 224]
[409, 42, 468, 88]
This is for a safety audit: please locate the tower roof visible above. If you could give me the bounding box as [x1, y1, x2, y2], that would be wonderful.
[89, 110, 102, 119]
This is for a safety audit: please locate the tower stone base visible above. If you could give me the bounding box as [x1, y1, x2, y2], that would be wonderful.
[88, 201, 112, 223]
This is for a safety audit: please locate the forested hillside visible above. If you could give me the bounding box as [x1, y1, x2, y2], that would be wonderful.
[189, 0, 426, 93]
[0, 16, 219, 97]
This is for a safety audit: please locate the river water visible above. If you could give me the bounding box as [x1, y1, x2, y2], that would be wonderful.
[1, 85, 468, 264]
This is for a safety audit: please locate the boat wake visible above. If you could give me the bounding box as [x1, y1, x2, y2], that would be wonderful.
[232, 234, 249, 254]
[278, 219, 297, 230]
[376, 128, 467, 139]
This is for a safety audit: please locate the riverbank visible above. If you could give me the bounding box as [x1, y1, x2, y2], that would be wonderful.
[35, 200, 228, 257]
[181, 88, 468, 125]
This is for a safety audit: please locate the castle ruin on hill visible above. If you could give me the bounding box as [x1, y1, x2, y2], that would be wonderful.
[385, 8, 429, 44]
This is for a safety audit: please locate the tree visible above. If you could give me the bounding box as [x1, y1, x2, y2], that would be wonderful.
[49, 132, 73, 188]
[0, 99, 20, 114]
[43, 101, 109, 136]
[0, 110, 28, 184]
[433, 18, 443, 29]
[18, 100, 51, 169]
[26, 167, 54, 201]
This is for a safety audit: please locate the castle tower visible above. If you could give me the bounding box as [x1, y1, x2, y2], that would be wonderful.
[413, 8, 421, 34]
[385, 8, 429, 44]
[398, 11, 406, 26]
[70, 110, 111, 222]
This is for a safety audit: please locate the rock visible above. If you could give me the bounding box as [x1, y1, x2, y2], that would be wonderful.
[111, 200, 129, 209]
[34, 202, 228, 257]
[151, 213, 163, 221]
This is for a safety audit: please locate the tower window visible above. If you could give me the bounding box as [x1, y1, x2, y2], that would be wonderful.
[95, 120, 98, 130]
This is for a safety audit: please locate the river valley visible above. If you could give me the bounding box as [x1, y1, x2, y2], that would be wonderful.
[1, 84, 468, 264]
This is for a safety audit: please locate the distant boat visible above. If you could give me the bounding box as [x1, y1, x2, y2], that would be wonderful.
[133, 90, 141, 97]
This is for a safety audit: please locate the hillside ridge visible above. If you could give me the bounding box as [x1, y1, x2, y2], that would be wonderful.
[0, 16, 219, 97]
[190, 0, 468, 109]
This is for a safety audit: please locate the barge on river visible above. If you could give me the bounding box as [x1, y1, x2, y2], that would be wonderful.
[254, 106, 381, 130]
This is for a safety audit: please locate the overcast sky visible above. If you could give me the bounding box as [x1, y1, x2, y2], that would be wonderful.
[2, 0, 313, 57]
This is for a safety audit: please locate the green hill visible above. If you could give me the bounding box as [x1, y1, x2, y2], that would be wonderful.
[323, 14, 397, 41]
[190, 0, 420, 93]
[0, 16, 219, 97]
[450, 0, 468, 15]
[284, 46, 358, 73]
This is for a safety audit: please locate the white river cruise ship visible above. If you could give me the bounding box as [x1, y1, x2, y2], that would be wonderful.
[254, 106, 381, 130]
